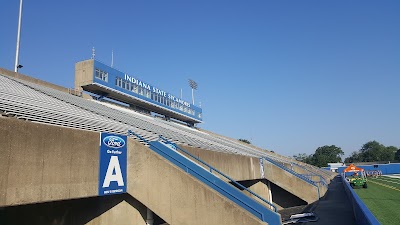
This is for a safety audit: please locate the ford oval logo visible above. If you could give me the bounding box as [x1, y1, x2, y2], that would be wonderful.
[103, 136, 125, 149]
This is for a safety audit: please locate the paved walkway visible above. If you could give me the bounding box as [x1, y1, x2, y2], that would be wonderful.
[304, 175, 356, 225]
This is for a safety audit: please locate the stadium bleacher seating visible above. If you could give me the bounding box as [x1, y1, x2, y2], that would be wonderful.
[0, 73, 330, 182]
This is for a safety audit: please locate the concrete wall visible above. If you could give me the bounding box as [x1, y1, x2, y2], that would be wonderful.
[75, 59, 94, 91]
[0, 117, 99, 207]
[0, 118, 270, 225]
[181, 145, 262, 181]
[199, 129, 336, 183]
[87, 195, 148, 225]
[0, 194, 148, 225]
[129, 140, 268, 225]
[263, 160, 320, 204]
[180, 145, 325, 206]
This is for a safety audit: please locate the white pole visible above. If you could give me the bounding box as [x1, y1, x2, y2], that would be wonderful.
[268, 181, 273, 210]
[111, 49, 114, 67]
[14, 0, 23, 73]
[191, 88, 194, 105]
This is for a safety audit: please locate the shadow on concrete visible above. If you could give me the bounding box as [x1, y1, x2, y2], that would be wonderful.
[0, 194, 165, 225]
[270, 182, 308, 208]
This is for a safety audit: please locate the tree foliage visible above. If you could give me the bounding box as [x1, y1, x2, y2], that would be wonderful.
[396, 149, 400, 161]
[295, 141, 398, 166]
[311, 145, 344, 167]
[344, 141, 397, 163]
[294, 145, 344, 167]
[238, 139, 251, 144]
[293, 153, 312, 164]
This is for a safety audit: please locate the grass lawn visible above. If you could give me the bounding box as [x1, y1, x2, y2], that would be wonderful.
[354, 176, 400, 225]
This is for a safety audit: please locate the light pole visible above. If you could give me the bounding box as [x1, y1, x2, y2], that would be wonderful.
[14, 0, 23, 73]
[189, 79, 198, 105]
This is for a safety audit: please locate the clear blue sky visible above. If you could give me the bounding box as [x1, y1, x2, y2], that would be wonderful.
[1, 1, 399, 158]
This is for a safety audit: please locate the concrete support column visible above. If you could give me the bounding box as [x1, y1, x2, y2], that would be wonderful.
[267, 180, 273, 210]
[236, 179, 273, 210]
[248, 179, 274, 209]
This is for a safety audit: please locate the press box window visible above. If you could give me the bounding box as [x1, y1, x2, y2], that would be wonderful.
[122, 80, 130, 90]
[116, 77, 123, 87]
[95, 68, 108, 82]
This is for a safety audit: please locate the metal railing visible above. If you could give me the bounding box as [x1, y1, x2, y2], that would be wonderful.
[263, 157, 321, 199]
[302, 174, 328, 187]
[290, 163, 328, 187]
[127, 130, 277, 212]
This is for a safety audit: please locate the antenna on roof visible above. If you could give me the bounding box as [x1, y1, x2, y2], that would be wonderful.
[91, 47, 96, 59]
[111, 49, 114, 67]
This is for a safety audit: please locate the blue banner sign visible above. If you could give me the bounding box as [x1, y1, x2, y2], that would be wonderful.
[99, 133, 127, 196]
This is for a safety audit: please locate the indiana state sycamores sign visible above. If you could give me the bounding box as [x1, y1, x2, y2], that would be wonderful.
[99, 133, 127, 196]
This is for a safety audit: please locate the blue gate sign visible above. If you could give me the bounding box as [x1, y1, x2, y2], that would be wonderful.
[99, 133, 127, 196]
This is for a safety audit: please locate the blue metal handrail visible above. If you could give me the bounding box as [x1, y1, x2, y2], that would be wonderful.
[291, 163, 328, 186]
[127, 130, 277, 212]
[157, 135, 278, 212]
[128, 130, 150, 144]
[264, 157, 315, 185]
[263, 157, 320, 199]
[302, 174, 328, 187]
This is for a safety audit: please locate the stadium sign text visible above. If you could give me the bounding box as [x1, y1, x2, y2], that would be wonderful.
[99, 133, 127, 196]
[124, 74, 191, 108]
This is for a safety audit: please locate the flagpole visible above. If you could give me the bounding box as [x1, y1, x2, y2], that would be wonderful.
[14, 0, 23, 72]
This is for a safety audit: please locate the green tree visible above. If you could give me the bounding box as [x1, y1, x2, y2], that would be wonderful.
[293, 153, 312, 164]
[360, 141, 385, 161]
[344, 151, 361, 163]
[395, 149, 400, 161]
[344, 141, 397, 163]
[238, 139, 251, 144]
[385, 146, 397, 161]
[310, 145, 344, 167]
[294, 145, 343, 167]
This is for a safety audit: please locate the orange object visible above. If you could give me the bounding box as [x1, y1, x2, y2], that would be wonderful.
[343, 164, 364, 173]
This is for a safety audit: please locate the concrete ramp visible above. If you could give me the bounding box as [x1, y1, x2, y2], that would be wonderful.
[263, 160, 320, 204]
[127, 139, 281, 225]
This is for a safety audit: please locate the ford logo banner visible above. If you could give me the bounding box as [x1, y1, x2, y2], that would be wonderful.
[99, 133, 127, 196]
[103, 136, 126, 149]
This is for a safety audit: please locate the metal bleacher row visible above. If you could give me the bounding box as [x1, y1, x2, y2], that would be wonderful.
[0, 74, 330, 180]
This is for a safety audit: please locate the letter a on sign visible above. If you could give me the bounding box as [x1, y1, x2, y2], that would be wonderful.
[99, 132, 127, 196]
[103, 156, 124, 187]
